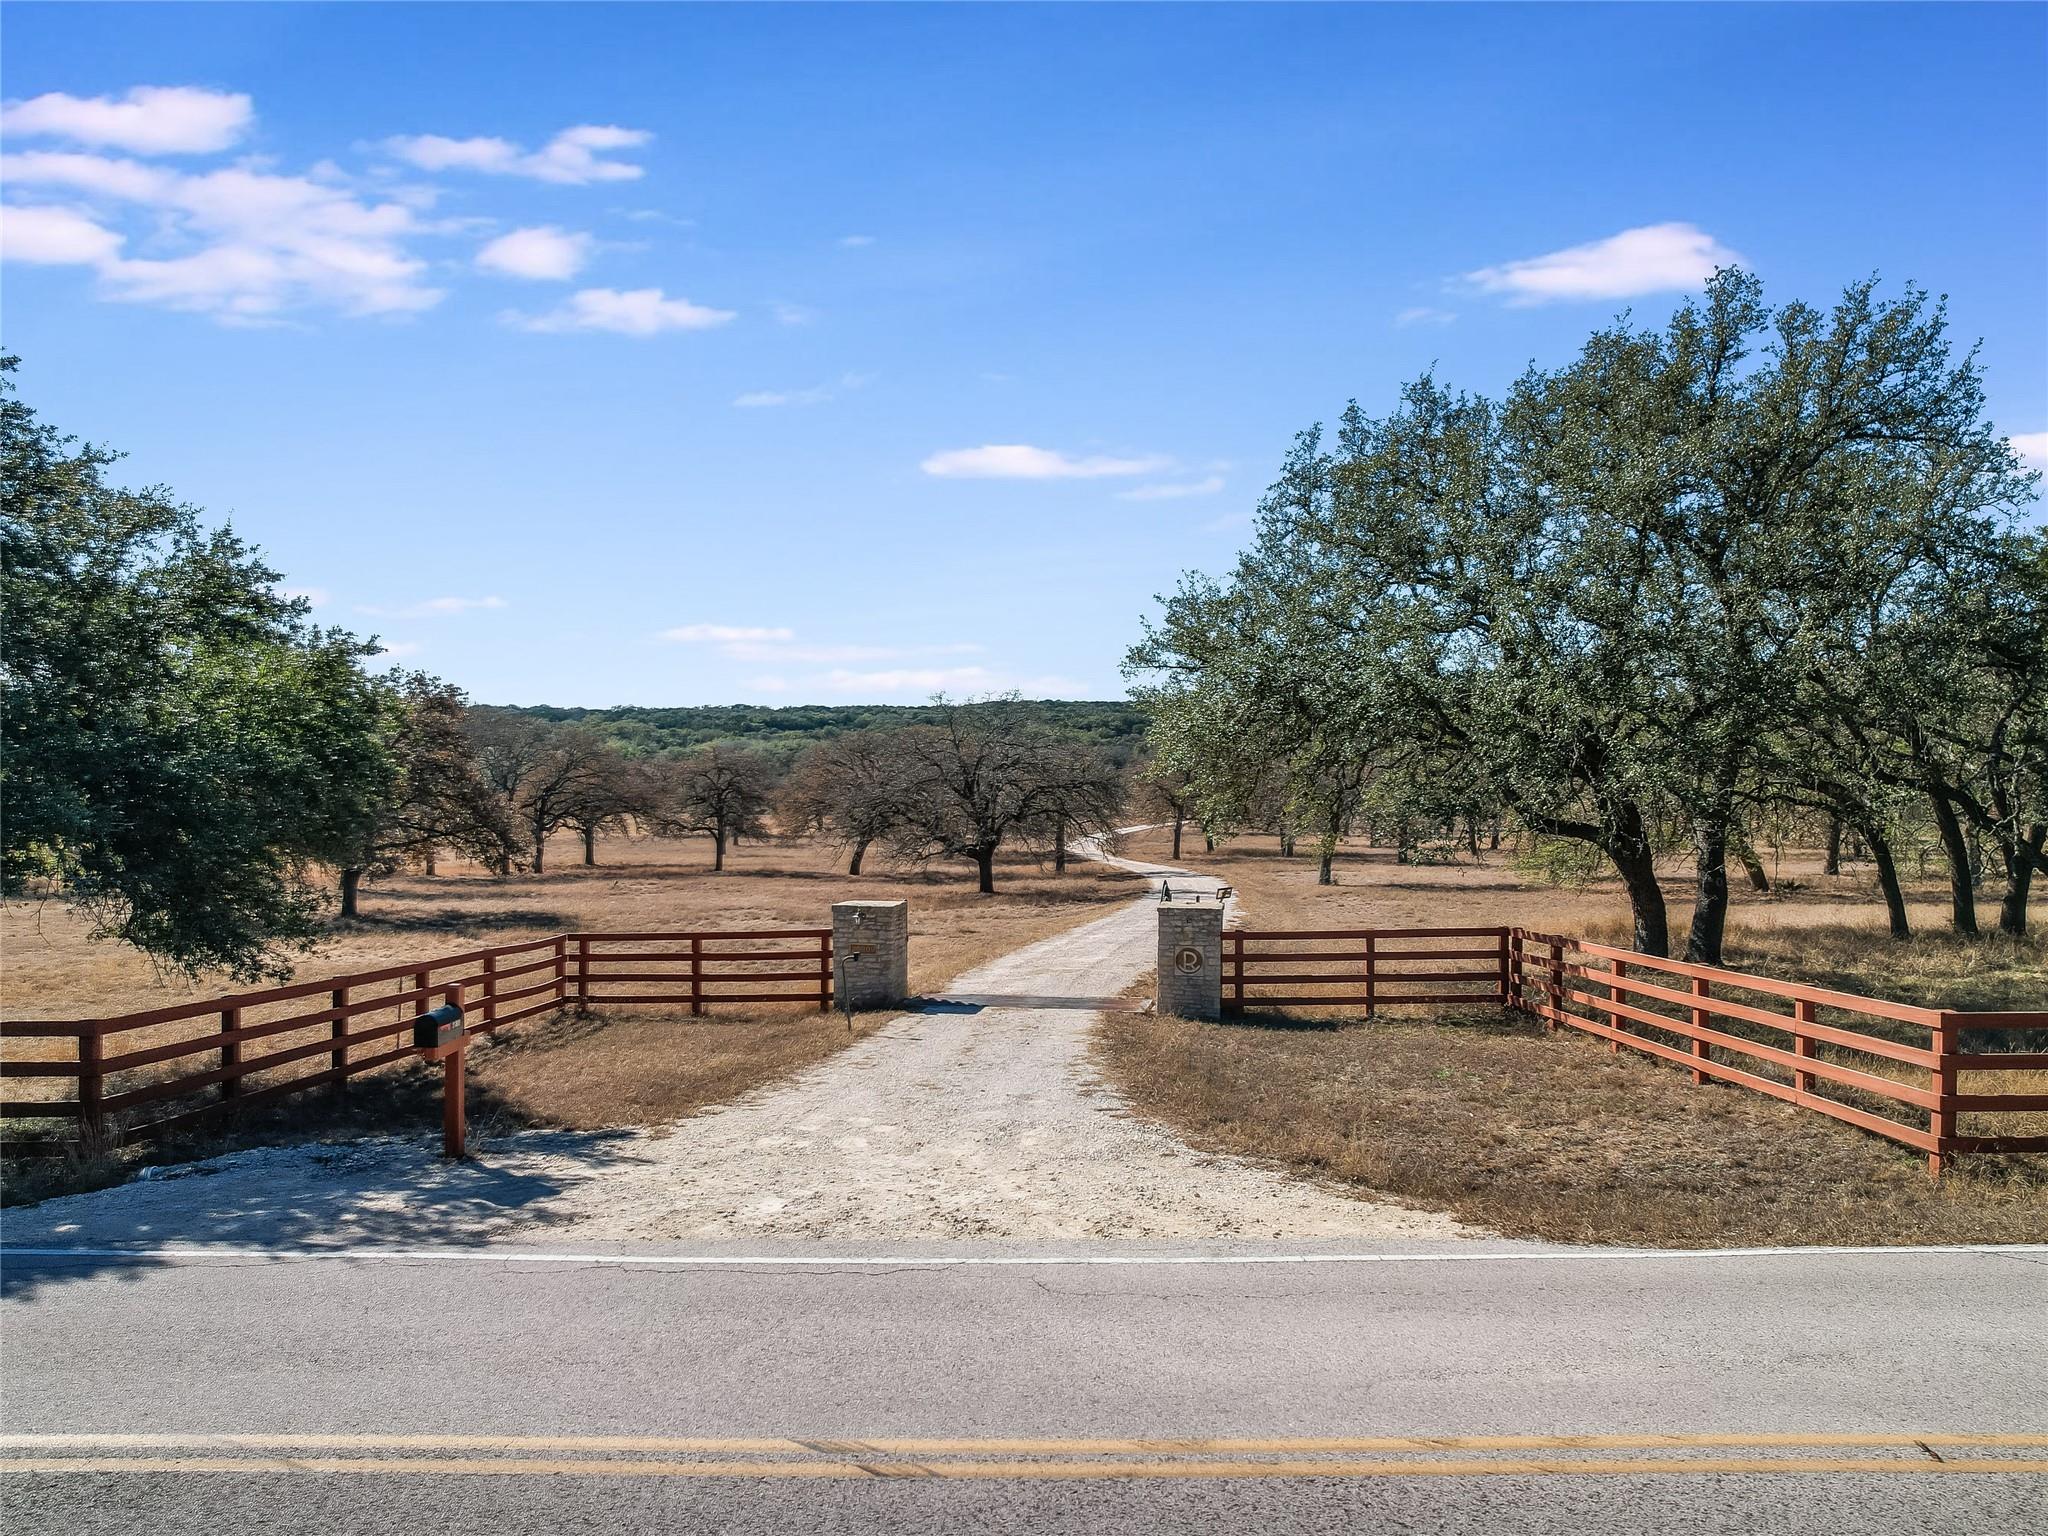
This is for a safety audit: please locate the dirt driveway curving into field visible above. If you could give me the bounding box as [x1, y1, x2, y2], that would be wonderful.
[7, 837, 1470, 1248]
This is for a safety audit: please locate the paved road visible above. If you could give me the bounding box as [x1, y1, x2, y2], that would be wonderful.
[5, 1240, 2044, 1532]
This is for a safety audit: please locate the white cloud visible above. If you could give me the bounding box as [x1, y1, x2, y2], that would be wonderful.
[732, 372, 870, 409]
[663, 625, 985, 671]
[2009, 431, 2048, 470]
[384, 124, 650, 185]
[359, 595, 507, 618]
[373, 640, 424, 660]
[1464, 222, 1741, 305]
[1, 150, 169, 201]
[1118, 475, 1225, 502]
[735, 387, 829, 409]
[415, 595, 506, 614]
[735, 641, 977, 664]
[668, 628, 1091, 699]
[281, 585, 330, 608]
[824, 666, 995, 694]
[661, 624, 797, 644]
[769, 300, 815, 326]
[0, 86, 252, 155]
[0, 203, 123, 264]
[616, 207, 694, 228]
[475, 224, 593, 281]
[1395, 305, 1457, 328]
[920, 444, 1171, 480]
[1, 147, 439, 319]
[505, 286, 735, 336]
[836, 233, 875, 248]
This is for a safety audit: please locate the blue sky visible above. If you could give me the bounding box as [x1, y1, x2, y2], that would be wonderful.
[5, 3, 2044, 707]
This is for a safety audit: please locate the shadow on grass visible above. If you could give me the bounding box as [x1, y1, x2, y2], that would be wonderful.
[327, 904, 577, 935]
[1219, 1005, 1531, 1037]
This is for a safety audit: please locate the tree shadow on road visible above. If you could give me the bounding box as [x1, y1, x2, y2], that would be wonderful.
[0, 1121, 647, 1299]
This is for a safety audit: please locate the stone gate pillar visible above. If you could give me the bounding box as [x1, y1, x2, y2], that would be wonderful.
[1156, 899, 1224, 1021]
[832, 900, 909, 1010]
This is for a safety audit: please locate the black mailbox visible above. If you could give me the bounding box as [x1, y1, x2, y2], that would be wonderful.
[413, 1001, 464, 1051]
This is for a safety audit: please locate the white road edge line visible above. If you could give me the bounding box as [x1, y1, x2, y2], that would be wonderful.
[4, 1243, 2045, 1269]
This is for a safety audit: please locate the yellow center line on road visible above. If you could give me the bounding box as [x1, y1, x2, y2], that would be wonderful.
[2, 1454, 2047, 1481]
[2, 1431, 2046, 1457]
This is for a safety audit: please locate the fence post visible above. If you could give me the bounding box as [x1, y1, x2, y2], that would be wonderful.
[77, 1028, 104, 1142]
[690, 935, 704, 1017]
[553, 938, 567, 1007]
[440, 985, 466, 1159]
[576, 936, 591, 1016]
[219, 1007, 242, 1099]
[482, 954, 498, 1032]
[1690, 977, 1711, 1085]
[1546, 938, 1563, 1031]
[1792, 998, 1815, 1097]
[817, 932, 832, 1012]
[1607, 960, 1626, 1053]
[1363, 934, 1377, 1020]
[330, 986, 349, 1090]
[1495, 928, 1511, 1008]
[1928, 1011, 1959, 1180]
[1228, 929, 1244, 1014]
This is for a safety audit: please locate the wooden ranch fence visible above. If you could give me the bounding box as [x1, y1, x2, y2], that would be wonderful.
[1225, 924, 2048, 1174]
[1224, 926, 1512, 1012]
[0, 927, 831, 1147]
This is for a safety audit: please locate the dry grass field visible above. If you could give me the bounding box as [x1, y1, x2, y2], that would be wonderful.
[1098, 825, 2048, 1246]
[2, 831, 1142, 1195]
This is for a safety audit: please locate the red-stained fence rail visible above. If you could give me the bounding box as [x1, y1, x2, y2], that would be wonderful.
[0, 927, 831, 1147]
[1223, 923, 2047, 1174]
[1509, 929, 2048, 1176]
[1225, 927, 1512, 1012]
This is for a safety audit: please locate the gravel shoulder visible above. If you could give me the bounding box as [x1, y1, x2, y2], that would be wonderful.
[4, 841, 1473, 1249]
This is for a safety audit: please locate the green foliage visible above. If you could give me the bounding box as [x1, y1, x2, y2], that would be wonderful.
[1129, 270, 2043, 957]
[1, 357, 400, 979]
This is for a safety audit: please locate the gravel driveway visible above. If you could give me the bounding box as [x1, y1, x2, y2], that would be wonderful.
[7, 842, 1469, 1248]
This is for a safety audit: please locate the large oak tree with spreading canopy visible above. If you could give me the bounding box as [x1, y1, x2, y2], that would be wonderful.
[1130, 272, 2042, 960]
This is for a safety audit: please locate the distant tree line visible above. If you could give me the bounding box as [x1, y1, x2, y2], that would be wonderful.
[1129, 271, 2045, 962]
[501, 698, 1150, 765]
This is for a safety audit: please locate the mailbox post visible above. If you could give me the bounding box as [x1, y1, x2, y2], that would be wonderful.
[412, 985, 468, 1158]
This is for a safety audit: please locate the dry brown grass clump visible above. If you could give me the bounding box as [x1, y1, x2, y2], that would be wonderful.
[1098, 1007, 2048, 1247]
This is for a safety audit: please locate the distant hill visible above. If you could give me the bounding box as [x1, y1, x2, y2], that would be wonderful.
[493, 700, 1152, 764]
